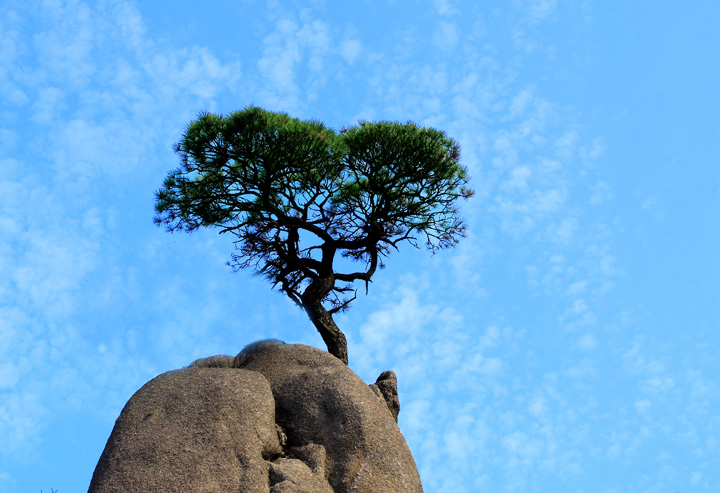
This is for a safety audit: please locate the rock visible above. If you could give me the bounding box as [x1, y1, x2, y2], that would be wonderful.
[90, 341, 423, 492]
[188, 354, 235, 368]
[289, 443, 328, 477]
[88, 368, 281, 492]
[233, 341, 423, 492]
[269, 458, 334, 493]
[369, 370, 400, 423]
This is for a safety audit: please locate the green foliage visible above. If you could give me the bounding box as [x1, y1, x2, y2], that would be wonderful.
[154, 106, 472, 315]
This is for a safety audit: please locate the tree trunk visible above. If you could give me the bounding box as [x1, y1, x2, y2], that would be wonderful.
[301, 278, 349, 365]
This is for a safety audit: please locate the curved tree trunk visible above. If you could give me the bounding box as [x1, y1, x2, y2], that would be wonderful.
[302, 299, 348, 365]
[301, 278, 349, 365]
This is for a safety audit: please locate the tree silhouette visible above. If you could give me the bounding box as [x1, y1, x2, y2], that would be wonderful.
[154, 107, 473, 364]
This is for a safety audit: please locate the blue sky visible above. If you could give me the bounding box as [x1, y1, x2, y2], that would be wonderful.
[1, 1, 718, 491]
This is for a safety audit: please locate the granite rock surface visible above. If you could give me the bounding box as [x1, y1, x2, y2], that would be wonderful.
[89, 341, 422, 492]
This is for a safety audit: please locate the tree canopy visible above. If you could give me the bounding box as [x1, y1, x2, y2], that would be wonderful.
[154, 106, 473, 364]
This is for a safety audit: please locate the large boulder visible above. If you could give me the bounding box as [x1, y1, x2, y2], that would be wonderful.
[89, 367, 281, 492]
[233, 341, 422, 492]
[89, 341, 423, 492]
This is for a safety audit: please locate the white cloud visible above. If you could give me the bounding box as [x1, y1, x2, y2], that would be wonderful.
[339, 38, 361, 65]
[590, 180, 613, 205]
[145, 46, 242, 100]
[528, 396, 547, 417]
[511, 0, 559, 54]
[561, 298, 597, 331]
[634, 398, 652, 416]
[31, 86, 64, 124]
[549, 216, 577, 243]
[443, 413, 479, 459]
[479, 325, 503, 350]
[555, 130, 579, 160]
[297, 19, 330, 72]
[256, 15, 337, 108]
[507, 88, 534, 120]
[492, 130, 519, 168]
[640, 194, 659, 211]
[0, 390, 47, 456]
[33, 0, 96, 89]
[536, 187, 566, 212]
[0, 13, 30, 106]
[112, 0, 147, 51]
[577, 333, 597, 350]
[580, 136, 606, 160]
[691, 471, 703, 485]
[434, 0, 459, 17]
[502, 430, 542, 466]
[567, 279, 588, 296]
[507, 165, 532, 189]
[525, 0, 558, 26]
[433, 21, 459, 52]
[0, 362, 19, 390]
[641, 376, 675, 394]
[0, 0, 251, 464]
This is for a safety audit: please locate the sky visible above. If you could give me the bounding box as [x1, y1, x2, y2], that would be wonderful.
[1, 0, 718, 491]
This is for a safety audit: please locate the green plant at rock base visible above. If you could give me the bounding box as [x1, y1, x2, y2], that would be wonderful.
[154, 106, 473, 365]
